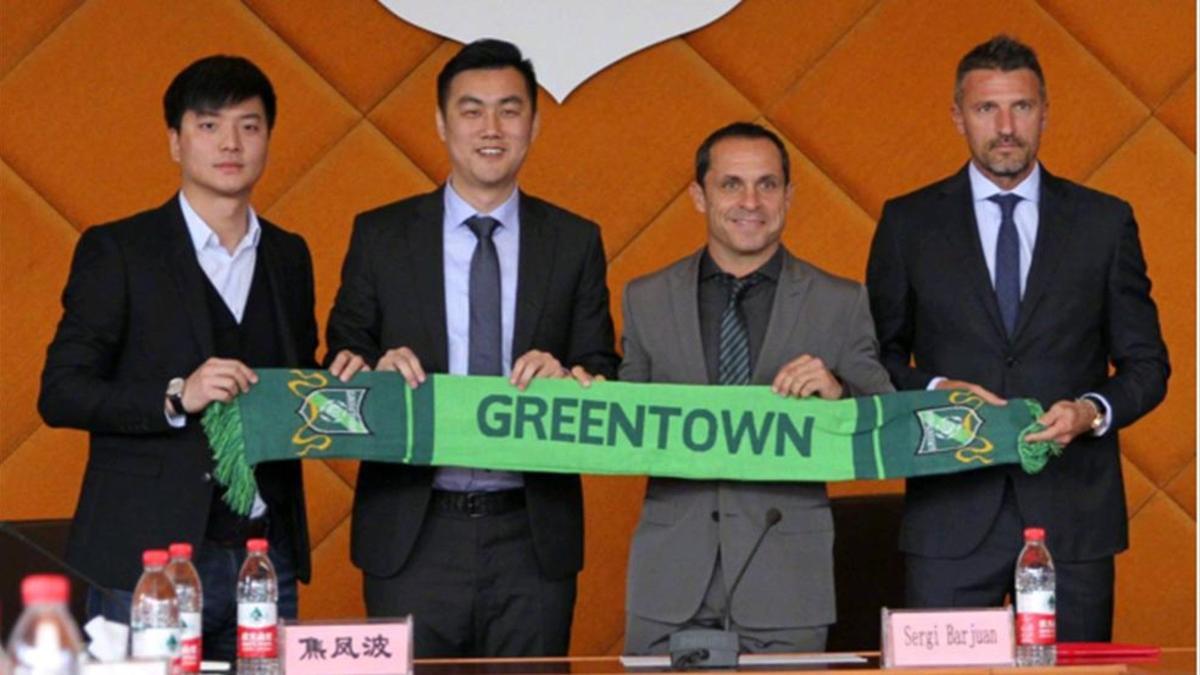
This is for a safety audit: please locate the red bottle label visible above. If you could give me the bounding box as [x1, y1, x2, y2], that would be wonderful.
[237, 625, 278, 658]
[178, 637, 202, 671]
[1016, 613, 1056, 645]
[178, 611, 201, 672]
[237, 602, 278, 658]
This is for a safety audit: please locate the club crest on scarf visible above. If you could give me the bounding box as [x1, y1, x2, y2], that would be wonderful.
[915, 391, 996, 465]
[288, 370, 371, 456]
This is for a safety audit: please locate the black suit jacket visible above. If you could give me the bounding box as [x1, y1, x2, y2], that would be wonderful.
[326, 187, 618, 580]
[866, 164, 1169, 562]
[39, 196, 316, 590]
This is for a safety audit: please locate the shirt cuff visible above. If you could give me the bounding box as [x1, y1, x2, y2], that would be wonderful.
[165, 407, 186, 429]
[927, 376, 946, 391]
[1081, 393, 1113, 436]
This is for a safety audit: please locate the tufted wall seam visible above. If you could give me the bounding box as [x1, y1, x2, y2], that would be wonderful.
[358, 46, 442, 123]
[0, 1, 83, 81]
[1158, 463, 1195, 515]
[236, 1, 436, 115]
[689, 0, 883, 116]
[1152, 69, 1197, 147]
[1084, 115, 1168, 183]
[757, 0, 885, 126]
[1034, 0, 1168, 111]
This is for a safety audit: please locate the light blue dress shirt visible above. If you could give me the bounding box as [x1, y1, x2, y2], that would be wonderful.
[929, 163, 1111, 435]
[433, 181, 524, 491]
[968, 161, 1040, 296]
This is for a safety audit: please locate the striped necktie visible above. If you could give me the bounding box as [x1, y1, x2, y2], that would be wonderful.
[718, 273, 762, 385]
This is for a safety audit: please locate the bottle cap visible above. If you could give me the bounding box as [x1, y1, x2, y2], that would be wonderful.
[246, 538, 269, 553]
[143, 549, 170, 567]
[1023, 527, 1046, 541]
[168, 542, 193, 560]
[21, 574, 70, 605]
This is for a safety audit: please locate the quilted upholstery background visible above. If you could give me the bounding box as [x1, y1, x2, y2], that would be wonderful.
[0, 0, 1193, 654]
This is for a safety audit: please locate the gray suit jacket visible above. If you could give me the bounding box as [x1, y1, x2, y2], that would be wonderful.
[620, 247, 893, 629]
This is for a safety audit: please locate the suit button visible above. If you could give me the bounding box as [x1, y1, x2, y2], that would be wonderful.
[711, 511, 720, 522]
[202, 472, 212, 483]
[1006, 357, 1018, 368]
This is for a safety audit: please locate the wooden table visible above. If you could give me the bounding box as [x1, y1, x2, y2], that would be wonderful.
[413, 648, 1195, 674]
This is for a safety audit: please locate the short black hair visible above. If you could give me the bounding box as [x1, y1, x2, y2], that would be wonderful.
[163, 55, 276, 131]
[695, 122, 790, 187]
[437, 39, 538, 115]
[955, 35, 1046, 104]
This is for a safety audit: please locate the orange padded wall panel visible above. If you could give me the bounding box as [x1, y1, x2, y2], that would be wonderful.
[1, 0, 1193, 654]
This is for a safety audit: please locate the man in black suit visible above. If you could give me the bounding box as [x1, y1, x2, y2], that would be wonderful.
[866, 35, 1169, 641]
[39, 56, 314, 663]
[325, 39, 618, 657]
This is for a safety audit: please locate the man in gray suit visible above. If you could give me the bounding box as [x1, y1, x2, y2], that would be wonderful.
[621, 122, 893, 654]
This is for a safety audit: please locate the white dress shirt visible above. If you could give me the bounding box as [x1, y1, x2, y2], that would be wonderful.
[170, 191, 268, 516]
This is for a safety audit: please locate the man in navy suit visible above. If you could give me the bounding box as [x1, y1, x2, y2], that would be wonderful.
[866, 35, 1169, 641]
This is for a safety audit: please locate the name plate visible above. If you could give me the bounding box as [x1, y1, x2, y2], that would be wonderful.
[881, 607, 1014, 668]
[280, 617, 412, 675]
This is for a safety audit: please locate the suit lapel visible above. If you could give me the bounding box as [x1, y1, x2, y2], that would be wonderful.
[162, 196, 215, 359]
[669, 251, 708, 383]
[940, 167, 1009, 341]
[408, 191, 449, 371]
[753, 250, 811, 382]
[1014, 169, 1071, 339]
[257, 224, 299, 366]
[512, 192, 554, 359]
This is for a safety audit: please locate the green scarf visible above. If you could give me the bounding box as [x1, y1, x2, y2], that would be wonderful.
[202, 369, 1060, 515]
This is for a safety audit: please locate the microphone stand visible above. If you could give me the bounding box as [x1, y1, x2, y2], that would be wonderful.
[0, 521, 123, 608]
[668, 508, 782, 670]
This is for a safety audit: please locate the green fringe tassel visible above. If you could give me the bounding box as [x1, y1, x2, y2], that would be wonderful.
[201, 401, 257, 516]
[1017, 399, 1064, 474]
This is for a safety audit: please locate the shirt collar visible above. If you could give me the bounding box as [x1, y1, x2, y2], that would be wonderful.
[444, 181, 520, 232]
[700, 246, 783, 282]
[178, 191, 261, 253]
[968, 161, 1041, 205]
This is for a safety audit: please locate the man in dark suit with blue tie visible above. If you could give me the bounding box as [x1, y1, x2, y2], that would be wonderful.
[866, 35, 1169, 641]
[325, 39, 618, 658]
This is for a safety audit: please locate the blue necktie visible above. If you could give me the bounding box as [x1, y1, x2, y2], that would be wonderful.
[466, 216, 502, 375]
[989, 193, 1022, 337]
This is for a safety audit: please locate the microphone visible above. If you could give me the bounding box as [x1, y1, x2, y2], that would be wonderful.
[668, 508, 783, 670]
[723, 507, 781, 632]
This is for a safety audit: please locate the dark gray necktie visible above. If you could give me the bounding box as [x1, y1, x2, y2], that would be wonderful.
[467, 216, 502, 375]
[989, 193, 1022, 337]
[718, 273, 762, 385]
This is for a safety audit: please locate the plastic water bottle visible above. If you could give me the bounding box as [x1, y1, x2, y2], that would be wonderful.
[165, 543, 203, 673]
[1014, 527, 1056, 666]
[131, 549, 181, 670]
[6, 574, 84, 674]
[237, 538, 279, 674]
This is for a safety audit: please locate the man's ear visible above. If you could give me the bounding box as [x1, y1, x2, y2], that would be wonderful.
[688, 181, 707, 214]
[435, 107, 447, 142]
[951, 103, 966, 137]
